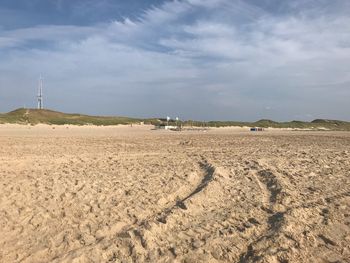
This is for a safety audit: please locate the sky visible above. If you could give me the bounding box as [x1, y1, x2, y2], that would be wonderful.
[0, 0, 349, 121]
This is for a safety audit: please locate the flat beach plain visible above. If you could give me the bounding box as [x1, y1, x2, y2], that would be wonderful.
[0, 125, 349, 262]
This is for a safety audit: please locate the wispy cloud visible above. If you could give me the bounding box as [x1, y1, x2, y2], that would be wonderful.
[0, 0, 349, 121]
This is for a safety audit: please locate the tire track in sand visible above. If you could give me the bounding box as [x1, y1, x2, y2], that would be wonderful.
[51, 157, 216, 262]
[239, 167, 286, 263]
[156, 158, 215, 224]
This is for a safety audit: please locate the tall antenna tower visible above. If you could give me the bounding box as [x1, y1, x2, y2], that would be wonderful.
[37, 75, 43, 109]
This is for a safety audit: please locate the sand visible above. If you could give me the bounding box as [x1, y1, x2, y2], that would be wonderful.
[0, 124, 349, 263]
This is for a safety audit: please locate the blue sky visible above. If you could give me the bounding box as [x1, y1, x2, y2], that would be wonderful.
[0, 0, 349, 121]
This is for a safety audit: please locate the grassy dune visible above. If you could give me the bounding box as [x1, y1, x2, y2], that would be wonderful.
[205, 119, 350, 130]
[1, 108, 349, 130]
[0, 108, 142, 126]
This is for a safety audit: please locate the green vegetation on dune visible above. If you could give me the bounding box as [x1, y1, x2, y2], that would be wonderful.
[0, 108, 349, 130]
[0, 108, 142, 126]
[203, 119, 350, 130]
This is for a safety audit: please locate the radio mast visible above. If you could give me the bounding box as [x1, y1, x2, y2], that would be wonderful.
[37, 75, 43, 109]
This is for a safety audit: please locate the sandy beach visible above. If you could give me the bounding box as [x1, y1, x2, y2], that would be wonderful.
[0, 125, 349, 262]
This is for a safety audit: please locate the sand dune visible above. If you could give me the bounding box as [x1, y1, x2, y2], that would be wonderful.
[0, 125, 349, 262]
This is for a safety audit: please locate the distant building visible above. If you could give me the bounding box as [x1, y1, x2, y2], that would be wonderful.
[154, 118, 181, 131]
[250, 127, 264, 131]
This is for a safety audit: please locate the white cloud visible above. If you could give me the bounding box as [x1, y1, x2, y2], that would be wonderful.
[0, 0, 350, 121]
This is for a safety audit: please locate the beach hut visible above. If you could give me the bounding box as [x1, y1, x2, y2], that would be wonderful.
[250, 127, 264, 132]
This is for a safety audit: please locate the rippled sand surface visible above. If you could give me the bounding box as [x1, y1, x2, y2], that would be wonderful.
[0, 125, 349, 262]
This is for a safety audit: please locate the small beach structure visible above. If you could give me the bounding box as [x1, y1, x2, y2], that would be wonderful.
[154, 117, 181, 131]
[250, 127, 264, 131]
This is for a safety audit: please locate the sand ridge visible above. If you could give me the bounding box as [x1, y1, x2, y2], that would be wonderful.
[0, 125, 349, 262]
